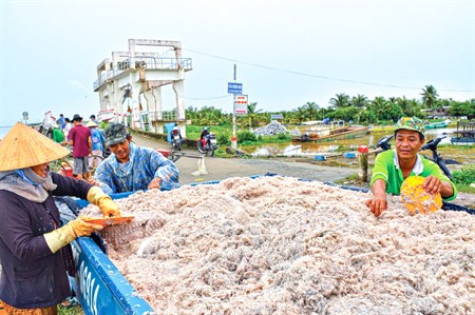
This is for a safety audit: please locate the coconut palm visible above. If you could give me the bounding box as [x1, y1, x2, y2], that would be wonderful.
[246, 102, 262, 128]
[304, 102, 319, 119]
[330, 93, 350, 108]
[295, 106, 308, 123]
[369, 96, 388, 121]
[420, 85, 439, 109]
[351, 94, 368, 108]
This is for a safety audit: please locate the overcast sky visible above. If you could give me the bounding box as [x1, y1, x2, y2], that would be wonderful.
[1, 0, 473, 126]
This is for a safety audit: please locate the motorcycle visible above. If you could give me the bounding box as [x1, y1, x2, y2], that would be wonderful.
[170, 128, 182, 151]
[197, 133, 217, 156]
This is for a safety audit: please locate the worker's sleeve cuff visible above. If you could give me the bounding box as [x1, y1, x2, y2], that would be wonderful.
[442, 181, 458, 201]
[370, 172, 388, 186]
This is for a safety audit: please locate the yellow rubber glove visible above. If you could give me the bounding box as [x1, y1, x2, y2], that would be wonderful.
[43, 218, 104, 253]
[87, 186, 121, 217]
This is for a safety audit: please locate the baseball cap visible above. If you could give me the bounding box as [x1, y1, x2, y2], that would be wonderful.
[104, 123, 129, 146]
[395, 117, 424, 135]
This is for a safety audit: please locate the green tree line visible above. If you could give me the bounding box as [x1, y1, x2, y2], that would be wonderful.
[185, 85, 475, 127]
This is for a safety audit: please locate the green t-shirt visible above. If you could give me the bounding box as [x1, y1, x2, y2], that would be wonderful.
[370, 150, 457, 201]
[52, 128, 64, 143]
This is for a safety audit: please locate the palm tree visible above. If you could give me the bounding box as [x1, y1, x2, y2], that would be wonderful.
[304, 102, 319, 119]
[246, 102, 262, 128]
[295, 106, 308, 123]
[330, 93, 350, 108]
[420, 85, 439, 109]
[351, 94, 368, 108]
[370, 96, 387, 121]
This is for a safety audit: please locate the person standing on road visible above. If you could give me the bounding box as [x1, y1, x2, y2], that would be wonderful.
[68, 114, 91, 179]
[42, 110, 56, 139]
[87, 120, 106, 170]
[62, 118, 73, 140]
[366, 117, 457, 217]
[93, 123, 179, 194]
[57, 113, 66, 130]
[89, 114, 98, 125]
[0, 123, 119, 314]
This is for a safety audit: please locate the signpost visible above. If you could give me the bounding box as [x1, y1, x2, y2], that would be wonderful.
[228, 65, 249, 149]
[234, 95, 248, 116]
[228, 82, 243, 95]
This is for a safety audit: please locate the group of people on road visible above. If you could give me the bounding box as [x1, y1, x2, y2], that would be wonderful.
[0, 115, 458, 314]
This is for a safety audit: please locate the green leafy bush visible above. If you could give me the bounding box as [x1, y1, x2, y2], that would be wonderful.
[237, 130, 257, 143]
[217, 133, 231, 146]
[277, 132, 291, 140]
[452, 167, 475, 186]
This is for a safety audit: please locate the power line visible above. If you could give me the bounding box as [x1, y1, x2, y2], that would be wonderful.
[185, 48, 473, 93]
[184, 95, 231, 100]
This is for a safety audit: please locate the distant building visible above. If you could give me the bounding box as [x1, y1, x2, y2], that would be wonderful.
[422, 106, 450, 119]
[93, 39, 192, 136]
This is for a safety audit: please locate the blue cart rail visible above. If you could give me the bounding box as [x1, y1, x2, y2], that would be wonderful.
[72, 174, 473, 314]
[72, 191, 154, 315]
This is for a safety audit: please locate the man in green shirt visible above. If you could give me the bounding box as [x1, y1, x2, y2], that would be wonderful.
[366, 117, 457, 217]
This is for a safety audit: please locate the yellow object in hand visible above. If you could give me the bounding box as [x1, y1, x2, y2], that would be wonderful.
[87, 186, 121, 217]
[400, 176, 442, 215]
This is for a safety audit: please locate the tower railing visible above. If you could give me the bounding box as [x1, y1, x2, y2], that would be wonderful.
[93, 57, 192, 91]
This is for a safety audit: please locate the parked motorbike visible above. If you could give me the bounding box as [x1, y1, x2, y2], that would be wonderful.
[197, 133, 217, 156]
[171, 128, 182, 151]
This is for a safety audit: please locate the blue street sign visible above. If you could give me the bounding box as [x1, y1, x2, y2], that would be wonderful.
[228, 82, 243, 94]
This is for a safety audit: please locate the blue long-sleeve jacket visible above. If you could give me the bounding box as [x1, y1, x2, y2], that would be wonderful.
[94, 142, 179, 194]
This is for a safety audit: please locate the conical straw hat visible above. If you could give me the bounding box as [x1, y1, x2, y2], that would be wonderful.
[86, 120, 97, 127]
[0, 122, 69, 171]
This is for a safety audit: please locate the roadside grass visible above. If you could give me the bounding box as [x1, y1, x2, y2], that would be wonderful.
[452, 166, 475, 194]
[456, 184, 475, 194]
[187, 125, 294, 146]
[58, 305, 84, 315]
[333, 173, 367, 187]
[186, 125, 233, 140]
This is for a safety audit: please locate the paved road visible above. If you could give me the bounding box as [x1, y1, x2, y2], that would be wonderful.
[131, 133, 356, 185]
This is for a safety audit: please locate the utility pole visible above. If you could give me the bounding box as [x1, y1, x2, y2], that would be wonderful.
[232, 64, 237, 149]
[227, 65, 244, 150]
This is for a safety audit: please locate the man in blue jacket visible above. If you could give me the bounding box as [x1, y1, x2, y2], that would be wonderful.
[93, 123, 179, 194]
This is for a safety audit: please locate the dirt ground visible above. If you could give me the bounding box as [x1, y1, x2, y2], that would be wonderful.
[132, 133, 475, 209]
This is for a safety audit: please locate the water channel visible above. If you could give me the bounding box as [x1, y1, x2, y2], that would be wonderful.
[244, 127, 458, 157]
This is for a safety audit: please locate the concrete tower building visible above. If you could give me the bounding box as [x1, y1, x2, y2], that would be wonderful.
[93, 39, 192, 136]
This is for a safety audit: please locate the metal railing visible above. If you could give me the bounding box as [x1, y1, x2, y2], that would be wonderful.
[148, 111, 176, 122]
[93, 57, 192, 91]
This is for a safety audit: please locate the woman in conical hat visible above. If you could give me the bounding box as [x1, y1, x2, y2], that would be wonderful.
[0, 123, 121, 314]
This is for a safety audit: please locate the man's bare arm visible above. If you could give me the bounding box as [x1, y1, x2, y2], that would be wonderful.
[365, 179, 387, 217]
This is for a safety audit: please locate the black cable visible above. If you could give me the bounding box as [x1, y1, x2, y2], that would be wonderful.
[185, 48, 472, 93]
